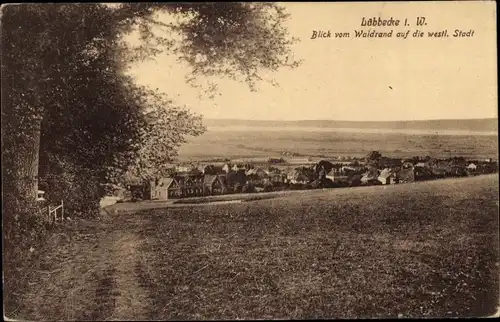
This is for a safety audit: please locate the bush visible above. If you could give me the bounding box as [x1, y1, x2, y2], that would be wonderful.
[101, 183, 124, 197]
[39, 157, 103, 219]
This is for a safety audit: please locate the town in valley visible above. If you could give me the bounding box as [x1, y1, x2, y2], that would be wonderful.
[122, 152, 498, 202]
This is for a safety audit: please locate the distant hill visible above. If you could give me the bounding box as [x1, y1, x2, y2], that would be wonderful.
[203, 118, 498, 132]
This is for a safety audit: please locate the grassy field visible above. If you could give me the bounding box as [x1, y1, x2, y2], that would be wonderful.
[6, 175, 499, 320]
[177, 128, 498, 161]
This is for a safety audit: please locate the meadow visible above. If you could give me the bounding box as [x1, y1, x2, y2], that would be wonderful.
[9, 174, 499, 320]
[177, 127, 499, 161]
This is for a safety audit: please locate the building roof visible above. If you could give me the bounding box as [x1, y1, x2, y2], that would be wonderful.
[203, 174, 218, 185]
[217, 174, 227, 186]
[378, 168, 393, 179]
[363, 167, 379, 178]
[326, 169, 336, 176]
[246, 168, 257, 176]
[159, 177, 175, 188]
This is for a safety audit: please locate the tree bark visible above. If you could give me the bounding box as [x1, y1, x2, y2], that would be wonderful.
[9, 117, 42, 212]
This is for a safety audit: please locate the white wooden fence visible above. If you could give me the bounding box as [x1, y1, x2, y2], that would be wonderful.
[40, 200, 65, 223]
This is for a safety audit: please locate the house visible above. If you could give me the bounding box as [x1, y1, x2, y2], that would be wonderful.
[326, 168, 349, 183]
[266, 170, 285, 184]
[222, 163, 232, 173]
[245, 168, 269, 184]
[467, 163, 477, 171]
[397, 168, 415, 183]
[154, 177, 182, 200]
[232, 163, 248, 172]
[341, 165, 357, 172]
[246, 168, 256, 176]
[325, 169, 335, 181]
[218, 174, 228, 191]
[273, 173, 287, 184]
[203, 174, 227, 195]
[430, 160, 453, 177]
[182, 174, 204, 197]
[292, 173, 311, 184]
[378, 168, 396, 185]
[287, 169, 312, 184]
[361, 168, 379, 185]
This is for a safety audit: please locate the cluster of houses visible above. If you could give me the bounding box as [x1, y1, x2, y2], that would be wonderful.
[321, 156, 497, 187]
[127, 154, 498, 201]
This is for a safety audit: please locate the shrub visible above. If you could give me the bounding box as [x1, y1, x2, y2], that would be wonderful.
[39, 157, 103, 219]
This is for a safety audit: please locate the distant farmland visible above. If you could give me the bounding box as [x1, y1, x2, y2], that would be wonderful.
[178, 127, 498, 161]
[201, 118, 498, 132]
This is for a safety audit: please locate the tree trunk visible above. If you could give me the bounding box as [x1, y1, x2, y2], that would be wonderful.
[11, 118, 42, 211]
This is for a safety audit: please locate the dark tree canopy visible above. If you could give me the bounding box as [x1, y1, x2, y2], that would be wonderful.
[315, 160, 334, 174]
[1, 2, 299, 208]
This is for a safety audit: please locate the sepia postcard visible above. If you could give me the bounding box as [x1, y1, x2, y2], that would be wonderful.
[2, 1, 498, 320]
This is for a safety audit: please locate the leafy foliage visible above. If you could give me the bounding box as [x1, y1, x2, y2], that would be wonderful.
[116, 3, 300, 93]
[122, 90, 206, 182]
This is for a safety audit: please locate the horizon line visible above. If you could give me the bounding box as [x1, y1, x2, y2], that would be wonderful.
[202, 117, 498, 122]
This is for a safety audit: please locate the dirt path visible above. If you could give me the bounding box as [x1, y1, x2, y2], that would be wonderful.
[7, 213, 152, 321]
[107, 232, 150, 320]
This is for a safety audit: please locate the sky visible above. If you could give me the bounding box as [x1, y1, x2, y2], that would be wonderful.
[126, 2, 497, 122]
